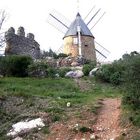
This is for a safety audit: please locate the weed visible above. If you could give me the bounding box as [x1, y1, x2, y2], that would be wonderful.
[51, 114, 61, 122]
[79, 126, 93, 133]
[41, 126, 50, 134]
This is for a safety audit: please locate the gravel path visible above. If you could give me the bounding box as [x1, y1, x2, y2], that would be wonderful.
[94, 98, 121, 140]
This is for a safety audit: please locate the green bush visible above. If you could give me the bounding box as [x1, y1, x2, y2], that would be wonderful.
[123, 52, 140, 109]
[28, 61, 57, 78]
[96, 61, 125, 85]
[110, 72, 121, 85]
[58, 67, 71, 77]
[0, 55, 32, 77]
[27, 62, 48, 77]
[83, 61, 96, 76]
[47, 67, 57, 78]
[55, 53, 68, 59]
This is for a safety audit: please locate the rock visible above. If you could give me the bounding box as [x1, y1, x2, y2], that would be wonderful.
[90, 134, 96, 139]
[0, 74, 3, 78]
[7, 118, 45, 138]
[65, 70, 84, 78]
[73, 124, 79, 131]
[89, 67, 99, 77]
[65, 71, 75, 77]
[71, 61, 79, 66]
[55, 73, 60, 77]
[13, 137, 23, 140]
[27, 33, 34, 40]
[17, 27, 25, 37]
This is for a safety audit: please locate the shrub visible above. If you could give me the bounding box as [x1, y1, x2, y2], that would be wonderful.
[28, 61, 57, 78]
[58, 67, 71, 77]
[47, 67, 57, 78]
[0, 55, 32, 77]
[27, 62, 48, 77]
[56, 53, 68, 59]
[83, 61, 96, 76]
[96, 61, 125, 85]
[110, 72, 121, 85]
[123, 52, 140, 109]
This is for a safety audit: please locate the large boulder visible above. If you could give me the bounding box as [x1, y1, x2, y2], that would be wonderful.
[7, 118, 45, 138]
[89, 67, 99, 77]
[65, 70, 84, 78]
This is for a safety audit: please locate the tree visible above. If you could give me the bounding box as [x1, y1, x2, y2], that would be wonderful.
[0, 10, 7, 48]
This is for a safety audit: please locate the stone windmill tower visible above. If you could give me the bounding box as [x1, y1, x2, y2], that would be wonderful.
[47, 4, 110, 62]
[63, 13, 96, 61]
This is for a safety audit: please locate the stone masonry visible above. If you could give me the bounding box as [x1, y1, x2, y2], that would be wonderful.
[5, 27, 40, 59]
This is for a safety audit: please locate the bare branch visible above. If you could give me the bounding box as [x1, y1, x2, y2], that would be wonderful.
[0, 10, 7, 48]
[0, 10, 7, 30]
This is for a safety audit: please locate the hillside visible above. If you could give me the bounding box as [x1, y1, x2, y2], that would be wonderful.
[0, 77, 139, 140]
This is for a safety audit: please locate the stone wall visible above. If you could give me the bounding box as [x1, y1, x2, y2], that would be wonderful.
[5, 27, 40, 59]
[81, 36, 96, 61]
[63, 36, 79, 57]
[63, 35, 96, 61]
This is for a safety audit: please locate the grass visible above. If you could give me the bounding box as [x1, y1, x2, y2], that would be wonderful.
[0, 77, 123, 139]
[0, 77, 79, 97]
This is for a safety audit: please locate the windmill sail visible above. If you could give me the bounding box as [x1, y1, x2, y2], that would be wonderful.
[47, 10, 70, 34]
[95, 41, 110, 62]
[87, 9, 101, 25]
[90, 12, 106, 30]
[84, 5, 96, 20]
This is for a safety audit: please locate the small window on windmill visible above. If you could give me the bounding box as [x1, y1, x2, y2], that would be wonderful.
[73, 37, 78, 45]
[84, 43, 88, 47]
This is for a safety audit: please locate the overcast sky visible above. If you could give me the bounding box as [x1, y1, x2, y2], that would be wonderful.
[0, 0, 140, 61]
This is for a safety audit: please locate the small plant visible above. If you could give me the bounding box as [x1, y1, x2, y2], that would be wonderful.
[41, 126, 50, 134]
[45, 107, 64, 114]
[79, 126, 93, 133]
[51, 114, 61, 122]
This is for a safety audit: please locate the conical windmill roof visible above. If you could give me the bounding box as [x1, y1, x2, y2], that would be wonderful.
[63, 13, 94, 39]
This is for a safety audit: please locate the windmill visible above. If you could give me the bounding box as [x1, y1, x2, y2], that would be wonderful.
[47, 3, 110, 62]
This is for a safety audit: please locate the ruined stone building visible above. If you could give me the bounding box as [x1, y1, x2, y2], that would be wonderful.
[63, 13, 96, 61]
[5, 27, 40, 59]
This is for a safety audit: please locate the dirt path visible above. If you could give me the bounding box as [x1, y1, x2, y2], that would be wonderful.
[46, 79, 122, 139]
[46, 98, 122, 140]
[94, 98, 122, 140]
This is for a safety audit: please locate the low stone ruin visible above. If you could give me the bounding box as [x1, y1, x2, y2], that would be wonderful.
[5, 26, 40, 59]
[57, 56, 87, 67]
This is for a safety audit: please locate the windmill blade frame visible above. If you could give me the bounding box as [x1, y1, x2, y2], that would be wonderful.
[90, 12, 106, 30]
[84, 5, 96, 20]
[87, 8, 101, 25]
[47, 10, 71, 34]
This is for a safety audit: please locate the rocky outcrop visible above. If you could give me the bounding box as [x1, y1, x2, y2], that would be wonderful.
[57, 56, 87, 67]
[5, 27, 40, 59]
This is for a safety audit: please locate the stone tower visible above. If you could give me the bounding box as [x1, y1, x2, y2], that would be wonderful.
[63, 13, 96, 61]
[5, 26, 40, 59]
